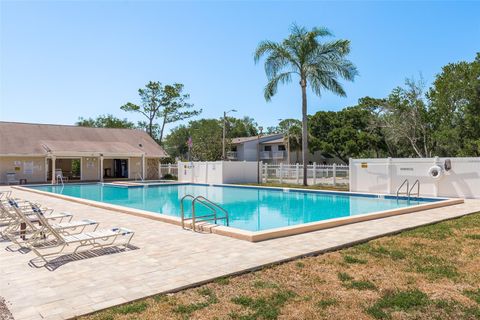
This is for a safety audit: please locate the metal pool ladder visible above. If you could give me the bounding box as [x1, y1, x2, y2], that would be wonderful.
[56, 174, 64, 186]
[180, 195, 229, 231]
[396, 179, 421, 200]
[396, 179, 409, 199]
[408, 179, 420, 199]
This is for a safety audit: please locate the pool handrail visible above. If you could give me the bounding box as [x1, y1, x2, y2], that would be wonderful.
[180, 194, 229, 231]
[408, 179, 420, 198]
[396, 179, 409, 200]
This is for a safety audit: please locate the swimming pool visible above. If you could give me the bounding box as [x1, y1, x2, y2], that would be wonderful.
[26, 183, 444, 233]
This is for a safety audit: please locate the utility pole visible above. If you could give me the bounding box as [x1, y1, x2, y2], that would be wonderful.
[222, 109, 237, 160]
[257, 126, 263, 184]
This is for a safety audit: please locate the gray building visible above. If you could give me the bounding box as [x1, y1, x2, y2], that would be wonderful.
[227, 133, 344, 165]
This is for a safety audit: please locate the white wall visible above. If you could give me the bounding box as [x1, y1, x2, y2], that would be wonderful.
[222, 161, 258, 183]
[178, 161, 259, 184]
[350, 157, 480, 199]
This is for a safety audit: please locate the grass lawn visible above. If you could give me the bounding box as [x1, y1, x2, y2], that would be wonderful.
[81, 209, 480, 320]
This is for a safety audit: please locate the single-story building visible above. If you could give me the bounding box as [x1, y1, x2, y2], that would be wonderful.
[0, 121, 168, 184]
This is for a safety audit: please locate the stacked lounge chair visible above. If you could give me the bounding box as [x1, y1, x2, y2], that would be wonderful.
[0, 191, 134, 264]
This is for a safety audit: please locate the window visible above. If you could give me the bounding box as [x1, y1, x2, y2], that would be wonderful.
[278, 145, 286, 151]
[264, 146, 272, 151]
[231, 146, 237, 152]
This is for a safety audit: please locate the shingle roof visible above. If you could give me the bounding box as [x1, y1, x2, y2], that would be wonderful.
[231, 134, 283, 145]
[0, 122, 167, 157]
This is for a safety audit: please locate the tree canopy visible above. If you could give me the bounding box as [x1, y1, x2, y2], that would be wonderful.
[77, 52, 479, 162]
[76, 114, 135, 129]
[164, 116, 262, 161]
[121, 81, 201, 143]
[254, 24, 357, 184]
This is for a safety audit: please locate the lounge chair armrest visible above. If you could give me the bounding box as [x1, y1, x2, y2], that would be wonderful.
[112, 227, 134, 235]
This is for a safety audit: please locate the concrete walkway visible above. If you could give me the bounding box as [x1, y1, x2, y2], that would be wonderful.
[1, 186, 479, 320]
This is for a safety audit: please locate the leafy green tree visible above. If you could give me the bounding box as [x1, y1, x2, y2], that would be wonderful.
[276, 119, 301, 163]
[190, 119, 224, 161]
[76, 114, 135, 129]
[309, 106, 385, 162]
[226, 116, 258, 138]
[163, 125, 190, 160]
[164, 119, 224, 161]
[265, 126, 281, 134]
[385, 78, 432, 157]
[165, 116, 262, 161]
[359, 78, 433, 158]
[121, 81, 162, 138]
[428, 53, 480, 156]
[121, 81, 201, 143]
[254, 24, 357, 185]
[158, 83, 202, 143]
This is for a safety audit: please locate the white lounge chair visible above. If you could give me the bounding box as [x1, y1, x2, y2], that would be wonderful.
[0, 199, 71, 223]
[28, 212, 134, 263]
[4, 204, 98, 247]
[0, 191, 12, 199]
[0, 200, 73, 239]
[0, 199, 51, 225]
[6, 173, 19, 185]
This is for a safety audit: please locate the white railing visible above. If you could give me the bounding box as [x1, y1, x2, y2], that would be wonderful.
[260, 151, 271, 159]
[261, 163, 349, 186]
[272, 151, 285, 159]
[159, 163, 178, 179]
[226, 151, 238, 160]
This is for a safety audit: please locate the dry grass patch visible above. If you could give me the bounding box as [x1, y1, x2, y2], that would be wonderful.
[81, 212, 480, 320]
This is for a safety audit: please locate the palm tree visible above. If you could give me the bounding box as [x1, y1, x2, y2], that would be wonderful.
[254, 24, 358, 185]
[287, 123, 303, 163]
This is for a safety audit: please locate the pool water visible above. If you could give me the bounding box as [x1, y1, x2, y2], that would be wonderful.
[28, 183, 439, 232]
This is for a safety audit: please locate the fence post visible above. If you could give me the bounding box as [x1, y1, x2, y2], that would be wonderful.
[333, 163, 337, 186]
[205, 162, 209, 183]
[296, 163, 300, 184]
[264, 163, 268, 183]
[313, 162, 316, 185]
[168, 163, 172, 174]
[387, 157, 392, 194]
[433, 156, 439, 197]
[279, 163, 283, 184]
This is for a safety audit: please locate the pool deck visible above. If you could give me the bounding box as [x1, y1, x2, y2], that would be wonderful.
[1, 185, 479, 320]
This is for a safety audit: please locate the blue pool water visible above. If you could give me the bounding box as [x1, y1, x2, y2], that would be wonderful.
[28, 183, 439, 232]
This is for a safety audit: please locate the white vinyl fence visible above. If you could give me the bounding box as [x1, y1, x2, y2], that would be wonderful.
[159, 163, 178, 178]
[350, 157, 480, 198]
[261, 163, 349, 186]
[177, 161, 258, 184]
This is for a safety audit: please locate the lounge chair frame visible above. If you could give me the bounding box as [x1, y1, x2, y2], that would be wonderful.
[28, 211, 134, 263]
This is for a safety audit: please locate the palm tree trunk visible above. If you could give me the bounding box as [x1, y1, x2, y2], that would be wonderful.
[300, 79, 308, 186]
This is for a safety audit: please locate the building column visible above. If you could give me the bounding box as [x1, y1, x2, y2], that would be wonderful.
[45, 157, 48, 183]
[100, 155, 104, 182]
[141, 154, 146, 181]
[51, 155, 56, 184]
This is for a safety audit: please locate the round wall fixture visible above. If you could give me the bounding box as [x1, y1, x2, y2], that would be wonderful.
[428, 165, 443, 179]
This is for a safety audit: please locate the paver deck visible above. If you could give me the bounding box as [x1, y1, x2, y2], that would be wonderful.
[1, 186, 479, 320]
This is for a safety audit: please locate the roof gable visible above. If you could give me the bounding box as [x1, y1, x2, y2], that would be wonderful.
[0, 122, 167, 157]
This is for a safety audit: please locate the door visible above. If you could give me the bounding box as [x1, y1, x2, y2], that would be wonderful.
[113, 159, 128, 178]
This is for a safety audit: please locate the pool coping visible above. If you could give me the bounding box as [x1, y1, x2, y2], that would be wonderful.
[12, 184, 464, 242]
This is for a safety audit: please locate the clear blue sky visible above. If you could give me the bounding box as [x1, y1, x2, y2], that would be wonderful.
[1, 1, 479, 134]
